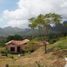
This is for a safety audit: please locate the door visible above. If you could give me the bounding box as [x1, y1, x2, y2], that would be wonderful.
[17, 46, 21, 53]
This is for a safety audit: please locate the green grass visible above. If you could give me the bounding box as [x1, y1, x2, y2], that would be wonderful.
[0, 37, 67, 67]
[54, 39, 67, 49]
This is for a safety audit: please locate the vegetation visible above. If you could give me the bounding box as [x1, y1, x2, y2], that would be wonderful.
[0, 40, 6, 47]
[0, 13, 67, 67]
[54, 37, 67, 49]
[23, 39, 41, 53]
[0, 37, 66, 67]
[6, 34, 23, 41]
[29, 13, 62, 35]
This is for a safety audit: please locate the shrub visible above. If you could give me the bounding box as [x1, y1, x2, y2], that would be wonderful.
[22, 40, 41, 54]
[1, 51, 8, 56]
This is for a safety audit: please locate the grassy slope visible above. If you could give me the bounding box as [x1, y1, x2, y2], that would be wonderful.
[54, 39, 67, 49]
[0, 38, 67, 67]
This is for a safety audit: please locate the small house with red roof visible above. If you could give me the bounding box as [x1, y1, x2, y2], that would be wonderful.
[5, 39, 30, 53]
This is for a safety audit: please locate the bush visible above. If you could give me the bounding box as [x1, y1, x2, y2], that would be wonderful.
[1, 51, 8, 56]
[0, 40, 6, 47]
[22, 40, 41, 53]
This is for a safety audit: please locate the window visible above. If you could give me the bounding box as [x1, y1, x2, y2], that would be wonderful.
[10, 47, 15, 52]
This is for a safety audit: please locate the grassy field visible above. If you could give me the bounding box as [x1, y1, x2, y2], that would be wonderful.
[0, 38, 67, 67]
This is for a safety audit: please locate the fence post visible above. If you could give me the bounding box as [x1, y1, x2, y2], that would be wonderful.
[5, 64, 9, 67]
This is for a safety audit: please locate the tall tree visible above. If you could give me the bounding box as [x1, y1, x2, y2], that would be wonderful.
[29, 13, 62, 53]
[29, 18, 38, 38]
[45, 13, 62, 24]
[29, 13, 62, 35]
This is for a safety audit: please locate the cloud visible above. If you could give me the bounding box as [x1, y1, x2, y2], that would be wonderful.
[0, 0, 67, 28]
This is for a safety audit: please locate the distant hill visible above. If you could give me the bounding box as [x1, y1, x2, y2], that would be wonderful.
[0, 26, 39, 37]
[50, 22, 67, 34]
[0, 21, 67, 37]
[0, 27, 23, 37]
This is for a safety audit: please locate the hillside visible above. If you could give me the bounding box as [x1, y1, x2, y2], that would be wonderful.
[0, 38, 67, 67]
[15, 39, 67, 67]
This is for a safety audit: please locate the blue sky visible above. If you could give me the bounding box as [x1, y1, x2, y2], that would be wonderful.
[0, 0, 67, 28]
[0, 0, 18, 13]
[0, 0, 19, 28]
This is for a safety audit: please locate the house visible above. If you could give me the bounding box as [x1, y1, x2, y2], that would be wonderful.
[5, 39, 30, 53]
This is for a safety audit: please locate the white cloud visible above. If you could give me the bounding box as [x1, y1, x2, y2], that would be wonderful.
[1, 0, 67, 28]
[6, 20, 29, 28]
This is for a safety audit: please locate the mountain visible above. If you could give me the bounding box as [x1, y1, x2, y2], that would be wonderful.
[0, 27, 23, 37]
[18, 28, 39, 37]
[50, 22, 67, 34]
[0, 26, 39, 37]
[0, 21, 67, 37]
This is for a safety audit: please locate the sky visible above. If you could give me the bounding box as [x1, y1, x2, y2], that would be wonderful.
[0, 0, 67, 28]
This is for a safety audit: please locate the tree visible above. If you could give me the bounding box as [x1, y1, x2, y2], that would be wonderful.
[45, 13, 62, 24]
[29, 13, 62, 53]
[29, 18, 38, 38]
[29, 14, 45, 37]
[29, 13, 62, 35]
[6, 34, 23, 41]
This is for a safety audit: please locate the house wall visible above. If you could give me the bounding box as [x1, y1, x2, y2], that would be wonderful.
[6, 44, 18, 53]
[20, 44, 27, 50]
[6, 43, 27, 53]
